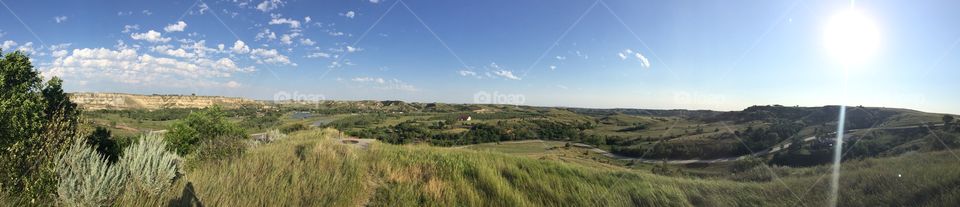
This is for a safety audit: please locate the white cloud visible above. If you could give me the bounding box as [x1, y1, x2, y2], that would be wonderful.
[329, 31, 345, 36]
[43, 48, 254, 87]
[635, 52, 650, 69]
[231, 40, 250, 54]
[304, 16, 312, 23]
[369, 0, 381, 3]
[307, 52, 331, 58]
[1, 40, 17, 51]
[141, 10, 152, 15]
[152, 45, 196, 59]
[54, 16, 68, 23]
[130, 30, 171, 43]
[250, 48, 293, 65]
[3, 41, 38, 55]
[122, 24, 140, 33]
[350, 77, 418, 92]
[555, 56, 566, 60]
[493, 70, 521, 80]
[352, 77, 385, 84]
[197, 3, 210, 14]
[256, 0, 285, 12]
[164, 21, 187, 32]
[280, 34, 293, 45]
[549, 65, 557, 70]
[52, 50, 68, 58]
[342, 11, 356, 19]
[618, 49, 651, 69]
[458, 70, 478, 77]
[300, 38, 315, 46]
[346, 46, 361, 53]
[268, 17, 300, 28]
[256, 29, 277, 41]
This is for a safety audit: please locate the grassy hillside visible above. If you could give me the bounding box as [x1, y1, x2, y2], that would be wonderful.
[123, 128, 960, 206]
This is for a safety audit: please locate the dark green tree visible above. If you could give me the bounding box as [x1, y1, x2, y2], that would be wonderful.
[85, 126, 122, 163]
[165, 106, 246, 155]
[0, 50, 80, 203]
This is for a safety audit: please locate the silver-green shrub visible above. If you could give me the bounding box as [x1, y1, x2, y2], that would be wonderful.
[267, 129, 287, 142]
[56, 138, 126, 206]
[119, 134, 181, 196]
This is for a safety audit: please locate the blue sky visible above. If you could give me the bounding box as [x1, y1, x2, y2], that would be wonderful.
[1, 0, 958, 114]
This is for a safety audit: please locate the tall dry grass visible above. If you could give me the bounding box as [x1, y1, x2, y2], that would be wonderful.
[121, 128, 960, 206]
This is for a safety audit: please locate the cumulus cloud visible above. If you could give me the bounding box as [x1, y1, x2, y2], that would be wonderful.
[342, 11, 356, 19]
[130, 30, 171, 43]
[250, 48, 293, 65]
[493, 70, 521, 80]
[256, 28, 277, 41]
[458, 70, 478, 77]
[1, 40, 17, 51]
[231, 40, 250, 54]
[2, 41, 37, 55]
[350, 76, 418, 92]
[54, 16, 68, 23]
[300, 38, 315, 46]
[280, 34, 294, 45]
[346, 46, 361, 53]
[122, 24, 140, 33]
[152, 45, 196, 59]
[164, 21, 187, 32]
[42, 48, 254, 87]
[268, 17, 300, 28]
[256, 0, 285, 12]
[307, 52, 331, 58]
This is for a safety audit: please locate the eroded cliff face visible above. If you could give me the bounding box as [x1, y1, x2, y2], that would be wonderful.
[69, 92, 258, 110]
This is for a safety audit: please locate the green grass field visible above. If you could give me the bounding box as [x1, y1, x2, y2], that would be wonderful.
[120, 128, 960, 206]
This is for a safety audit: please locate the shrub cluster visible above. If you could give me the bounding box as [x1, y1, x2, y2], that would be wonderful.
[56, 134, 181, 205]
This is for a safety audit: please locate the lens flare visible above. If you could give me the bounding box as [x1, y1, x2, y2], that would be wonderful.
[823, 9, 880, 66]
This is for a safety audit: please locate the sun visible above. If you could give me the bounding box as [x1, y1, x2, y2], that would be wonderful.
[823, 9, 880, 66]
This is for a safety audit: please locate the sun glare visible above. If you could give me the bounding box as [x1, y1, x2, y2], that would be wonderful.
[823, 9, 880, 66]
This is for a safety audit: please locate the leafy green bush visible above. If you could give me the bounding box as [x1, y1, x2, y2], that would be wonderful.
[165, 106, 246, 155]
[85, 127, 122, 163]
[191, 135, 247, 164]
[56, 137, 126, 206]
[0, 50, 80, 203]
[279, 122, 307, 134]
[120, 134, 181, 196]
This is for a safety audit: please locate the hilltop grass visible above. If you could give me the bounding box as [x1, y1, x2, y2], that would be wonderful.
[123, 128, 960, 206]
